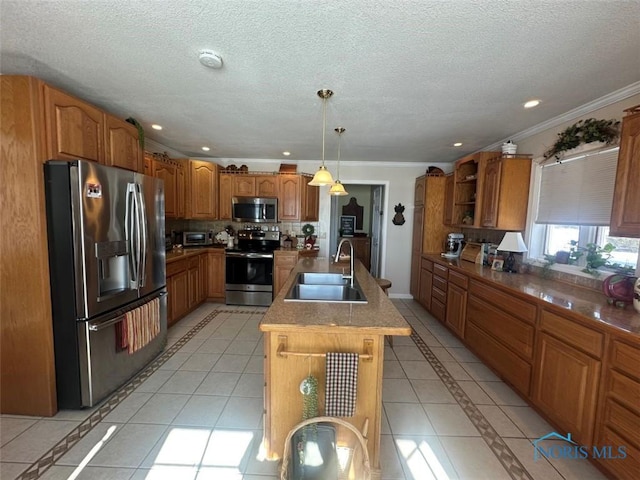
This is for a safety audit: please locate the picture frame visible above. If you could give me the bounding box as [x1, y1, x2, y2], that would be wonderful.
[491, 258, 504, 271]
[339, 215, 356, 237]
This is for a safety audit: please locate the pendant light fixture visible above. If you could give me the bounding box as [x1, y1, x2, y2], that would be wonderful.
[329, 127, 348, 196]
[308, 89, 335, 186]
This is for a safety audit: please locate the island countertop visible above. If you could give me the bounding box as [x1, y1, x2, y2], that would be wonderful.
[260, 257, 412, 336]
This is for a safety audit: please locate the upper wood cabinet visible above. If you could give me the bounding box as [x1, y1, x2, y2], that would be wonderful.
[219, 173, 233, 220]
[279, 175, 301, 221]
[256, 175, 279, 197]
[301, 175, 319, 222]
[104, 113, 141, 172]
[43, 84, 104, 163]
[151, 155, 184, 218]
[480, 155, 532, 230]
[233, 176, 256, 196]
[187, 160, 218, 219]
[414, 176, 425, 206]
[443, 174, 454, 225]
[610, 105, 640, 237]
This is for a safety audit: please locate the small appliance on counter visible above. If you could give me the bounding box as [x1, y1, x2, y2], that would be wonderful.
[183, 231, 214, 247]
[442, 233, 464, 258]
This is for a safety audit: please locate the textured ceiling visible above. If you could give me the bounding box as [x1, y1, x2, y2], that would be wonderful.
[1, 0, 639, 163]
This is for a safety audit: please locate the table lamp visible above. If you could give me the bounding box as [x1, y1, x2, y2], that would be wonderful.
[498, 232, 528, 273]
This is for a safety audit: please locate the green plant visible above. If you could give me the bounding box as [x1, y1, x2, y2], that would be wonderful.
[543, 118, 620, 160]
[570, 242, 615, 277]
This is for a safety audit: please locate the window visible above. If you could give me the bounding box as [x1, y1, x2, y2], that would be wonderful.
[529, 145, 640, 274]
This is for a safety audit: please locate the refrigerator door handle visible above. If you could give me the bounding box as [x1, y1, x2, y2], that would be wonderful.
[126, 183, 138, 288]
[137, 185, 148, 288]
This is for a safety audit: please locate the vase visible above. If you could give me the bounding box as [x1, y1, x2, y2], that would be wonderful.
[602, 274, 635, 304]
[634, 277, 640, 314]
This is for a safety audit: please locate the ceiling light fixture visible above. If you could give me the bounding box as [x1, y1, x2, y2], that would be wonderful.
[329, 127, 348, 196]
[524, 99, 540, 109]
[308, 89, 335, 186]
[202, 146, 210, 151]
[199, 49, 223, 69]
[453, 142, 463, 147]
[282, 151, 291, 156]
[151, 124, 163, 130]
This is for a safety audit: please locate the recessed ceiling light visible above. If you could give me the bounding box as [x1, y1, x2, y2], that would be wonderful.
[453, 142, 463, 147]
[151, 124, 163, 130]
[282, 151, 291, 156]
[524, 99, 541, 109]
[202, 146, 210, 151]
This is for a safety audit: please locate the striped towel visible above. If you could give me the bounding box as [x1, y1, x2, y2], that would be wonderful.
[325, 352, 359, 417]
[119, 298, 160, 354]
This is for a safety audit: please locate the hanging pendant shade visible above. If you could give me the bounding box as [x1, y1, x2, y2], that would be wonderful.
[329, 180, 348, 196]
[308, 89, 335, 186]
[329, 126, 348, 196]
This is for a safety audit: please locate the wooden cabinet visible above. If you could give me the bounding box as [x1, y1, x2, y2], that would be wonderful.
[480, 155, 532, 230]
[273, 250, 299, 296]
[233, 176, 256, 196]
[187, 160, 218, 219]
[198, 254, 208, 303]
[43, 83, 104, 164]
[532, 331, 601, 445]
[188, 257, 200, 310]
[410, 175, 450, 297]
[167, 253, 208, 327]
[143, 151, 153, 176]
[207, 249, 225, 300]
[340, 236, 371, 270]
[610, 105, 640, 237]
[594, 338, 640, 478]
[256, 175, 279, 197]
[446, 271, 468, 338]
[300, 175, 319, 221]
[168, 269, 189, 327]
[431, 263, 448, 323]
[418, 257, 433, 310]
[104, 113, 141, 172]
[443, 173, 454, 225]
[279, 175, 301, 221]
[152, 155, 184, 218]
[219, 173, 233, 220]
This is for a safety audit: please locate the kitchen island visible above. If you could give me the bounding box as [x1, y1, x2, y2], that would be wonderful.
[259, 257, 411, 478]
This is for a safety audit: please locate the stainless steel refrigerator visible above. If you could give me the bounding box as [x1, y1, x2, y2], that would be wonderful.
[44, 160, 167, 409]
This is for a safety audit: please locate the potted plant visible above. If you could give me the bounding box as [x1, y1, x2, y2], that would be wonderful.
[543, 118, 620, 160]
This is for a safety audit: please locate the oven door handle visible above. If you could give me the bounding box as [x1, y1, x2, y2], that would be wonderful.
[225, 252, 274, 259]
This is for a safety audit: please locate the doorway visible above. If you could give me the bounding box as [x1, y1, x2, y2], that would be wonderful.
[329, 184, 386, 278]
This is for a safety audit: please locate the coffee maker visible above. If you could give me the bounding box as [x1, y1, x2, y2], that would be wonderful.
[442, 233, 464, 258]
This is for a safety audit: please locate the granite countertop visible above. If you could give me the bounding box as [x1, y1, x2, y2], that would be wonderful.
[422, 253, 640, 337]
[260, 258, 412, 336]
[166, 245, 225, 263]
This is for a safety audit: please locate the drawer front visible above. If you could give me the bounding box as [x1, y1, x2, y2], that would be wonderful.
[431, 298, 446, 323]
[167, 258, 187, 277]
[596, 426, 640, 479]
[467, 295, 534, 360]
[432, 274, 448, 292]
[540, 310, 603, 358]
[608, 370, 640, 413]
[432, 286, 447, 305]
[448, 270, 468, 289]
[465, 321, 531, 396]
[469, 280, 536, 324]
[421, 257, 433, 272]
[433, 263, 448, 278]
[602, 399, 640, 449]
[611, 340, 640, 381]
[188, 256, 200, 269]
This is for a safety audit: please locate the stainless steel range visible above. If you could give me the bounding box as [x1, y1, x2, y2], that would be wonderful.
[225, 229, 280, 306]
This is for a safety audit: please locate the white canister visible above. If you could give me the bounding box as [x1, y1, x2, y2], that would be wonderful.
[227, 236, 235, 248]
[502, 140, 517, 155]
[634, 277, 640, 314]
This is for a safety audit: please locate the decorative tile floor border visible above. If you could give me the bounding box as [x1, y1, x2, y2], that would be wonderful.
[410, 329, 534, 480]
[17, 309, 258, 480]
[16, 307, 535, 480]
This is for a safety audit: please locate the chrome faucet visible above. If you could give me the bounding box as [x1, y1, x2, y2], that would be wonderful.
[334, 238, 355, 287]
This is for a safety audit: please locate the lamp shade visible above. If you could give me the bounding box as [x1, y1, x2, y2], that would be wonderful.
[328, 180, 348, 196]
[498, 232, 528, 253]
[308, 165, 334, 186]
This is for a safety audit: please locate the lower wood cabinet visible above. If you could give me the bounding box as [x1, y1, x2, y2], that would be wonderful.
[167, 253, 208, 327]
[273, 250, 299, 297]
[419, 264, 433, 310]
[207, 250, 225, 300]
[446, 283, 467, 338]
[168, 269, 189, 327]
[532, 332, 601, 445]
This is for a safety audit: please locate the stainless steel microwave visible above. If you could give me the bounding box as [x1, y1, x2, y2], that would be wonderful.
[232, 196, 278, 223]
[183, 231, 214, 246]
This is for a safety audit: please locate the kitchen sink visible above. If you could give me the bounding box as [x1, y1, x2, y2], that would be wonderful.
[284, 284, 367, 303]
[295, 272, 349, 285]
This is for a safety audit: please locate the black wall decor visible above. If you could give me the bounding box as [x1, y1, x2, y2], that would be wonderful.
[393, 204, 405, 225]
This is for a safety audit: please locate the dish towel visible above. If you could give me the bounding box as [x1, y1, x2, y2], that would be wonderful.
[117, 298, 160, 354]
[325, 352, 359, 417]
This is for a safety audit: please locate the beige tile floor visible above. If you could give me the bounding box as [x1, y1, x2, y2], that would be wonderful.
[0, 300, 609, 480]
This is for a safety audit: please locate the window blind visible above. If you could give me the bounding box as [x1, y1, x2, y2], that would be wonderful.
[535, 147, 619, 226]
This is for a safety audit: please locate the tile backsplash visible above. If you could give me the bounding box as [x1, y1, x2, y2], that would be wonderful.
[166, 219, 319, 242]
